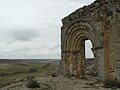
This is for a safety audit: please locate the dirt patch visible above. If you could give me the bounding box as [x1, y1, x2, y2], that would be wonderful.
[1, 75, 118, 90]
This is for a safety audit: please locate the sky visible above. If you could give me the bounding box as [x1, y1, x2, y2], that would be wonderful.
[0, 0, 95, 59]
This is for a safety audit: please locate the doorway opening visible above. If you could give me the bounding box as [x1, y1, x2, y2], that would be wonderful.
[85, 40, 97, 78]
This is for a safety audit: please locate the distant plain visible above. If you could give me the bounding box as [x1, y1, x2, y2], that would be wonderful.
[0, 59, 60, 87]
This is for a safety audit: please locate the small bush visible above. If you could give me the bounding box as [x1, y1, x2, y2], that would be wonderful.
[29, 68, 37, 73]
[103, 80, 120, 88]
[27, 79, 40, 88]
[51, 73, 56, 77]
[42, 63, 51, 69]
[0, 72, 9, 76]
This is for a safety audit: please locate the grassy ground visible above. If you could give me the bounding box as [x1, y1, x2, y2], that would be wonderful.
[0, 60, 118, 90]
[0, 60, 59, 87]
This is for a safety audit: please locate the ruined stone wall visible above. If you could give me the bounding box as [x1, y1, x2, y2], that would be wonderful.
[107, 3, 120, 84]
[60, 0, 120, 85]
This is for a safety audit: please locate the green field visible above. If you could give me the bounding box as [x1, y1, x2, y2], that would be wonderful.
[0, 59, 59, 87]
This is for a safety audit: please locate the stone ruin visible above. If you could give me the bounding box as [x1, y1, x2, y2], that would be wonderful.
[59, 0, 120, 86]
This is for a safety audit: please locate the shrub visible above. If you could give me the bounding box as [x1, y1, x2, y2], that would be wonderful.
[42, 63, 51, 69]
[51, 73, 57, 77]
[27, 79, 40, 88]
[29, 68, 37, 73]
[103, 80, 120, 88]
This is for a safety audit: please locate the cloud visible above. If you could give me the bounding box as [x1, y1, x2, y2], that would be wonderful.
[10, 29, 39, 42]
[13, 47, 31, 52]
[48, 44, 60, 51]
[0, 0, 94, 59]
[6, 40, 16, 44]
[68, 0, 95, 4]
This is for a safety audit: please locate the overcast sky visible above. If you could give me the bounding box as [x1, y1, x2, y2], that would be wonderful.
[0, 0, 95, 59]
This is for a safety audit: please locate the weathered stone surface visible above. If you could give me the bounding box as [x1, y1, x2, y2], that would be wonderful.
[59, 0, 120, 86]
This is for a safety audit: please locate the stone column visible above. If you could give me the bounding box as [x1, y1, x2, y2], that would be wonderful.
[69, 52, 74, 75]
[73, 52, 78, 76]
[96, 48, 105, 81]
[76, 41, 85, 78]
[64, 52, 70, 76]
[64, 52, 74, 76]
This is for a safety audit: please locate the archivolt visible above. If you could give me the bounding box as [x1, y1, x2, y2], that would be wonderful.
[63, 21, 102, 52]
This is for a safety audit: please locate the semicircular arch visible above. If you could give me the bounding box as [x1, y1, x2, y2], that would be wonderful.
[63, 21, 102, 52]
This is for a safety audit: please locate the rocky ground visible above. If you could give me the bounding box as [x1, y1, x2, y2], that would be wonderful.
[1, 59, 119, 90]
[1, 75, 119, 90]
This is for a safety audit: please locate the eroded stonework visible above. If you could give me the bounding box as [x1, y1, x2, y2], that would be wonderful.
[59, 0, 120, 85]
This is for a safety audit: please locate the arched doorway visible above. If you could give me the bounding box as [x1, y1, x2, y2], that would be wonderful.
[85, 40, 98, 79]
[61, 21, 104, 80]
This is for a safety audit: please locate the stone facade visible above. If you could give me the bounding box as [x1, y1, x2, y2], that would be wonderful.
[59, 0, 120, 85]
